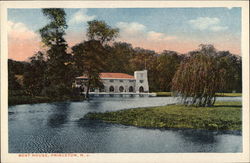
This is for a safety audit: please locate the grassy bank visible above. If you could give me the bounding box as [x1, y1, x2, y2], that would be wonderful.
[215, 93, 242, 97]
[9, 95, 84, 106]
[85, 101, 242, 131]
[154, 92, 242, 97]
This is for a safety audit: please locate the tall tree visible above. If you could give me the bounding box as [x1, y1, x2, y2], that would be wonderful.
[72, 20, 119, 98]
[72, 40, 107, 98]
[172, 53, 224, 107]
[171, 44, 241, 107]
[87, 20, 119, 45]
[39, 8, 73, 97]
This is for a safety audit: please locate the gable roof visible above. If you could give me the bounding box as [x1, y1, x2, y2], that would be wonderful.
[76, 73, 135, 79]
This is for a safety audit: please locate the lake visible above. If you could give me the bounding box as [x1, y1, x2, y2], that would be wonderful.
[8, 96, 242, 153]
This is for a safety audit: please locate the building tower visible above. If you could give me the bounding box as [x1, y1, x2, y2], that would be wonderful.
[134, 70, 149, 93]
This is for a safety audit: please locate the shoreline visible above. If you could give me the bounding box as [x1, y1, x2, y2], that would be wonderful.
[84, 101, 242, 131]
[8, 95, 85, 106]
[8, 92, 242, 106]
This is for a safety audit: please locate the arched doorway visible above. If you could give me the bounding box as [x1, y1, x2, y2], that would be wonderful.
[129, 86, 134, 92]
[119, 86, 124, 92]
[139, 86, 144, 93]
[109, 86, 114, 92]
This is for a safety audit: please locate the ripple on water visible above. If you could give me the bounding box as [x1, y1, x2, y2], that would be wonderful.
[8, 96, 242, 153]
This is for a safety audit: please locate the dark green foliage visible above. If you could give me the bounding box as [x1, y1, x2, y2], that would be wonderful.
[23, 52, 47, 96]
[72, 20, 119, 98]
[8, 59, 29, 90]
[104, 42, 135, 73]
[8, 70, 21, 90]
[87, 20, 119, 44]
[72, 40, 107, 98]
[85, 101, 242, 131]
[217, 51, 242, 93]
[8, 59, 29, 75]
[39, 8, 68, 47]
[156, 50, 183, 91]
[39, 8, 74, 97]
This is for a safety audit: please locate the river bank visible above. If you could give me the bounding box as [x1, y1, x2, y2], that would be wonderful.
[84, 101, 242, 131]
[155, 92, 242, 97]
[8, 95, 84, 106]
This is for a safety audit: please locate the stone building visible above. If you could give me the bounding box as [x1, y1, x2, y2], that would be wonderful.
[74, 70, 149, 93]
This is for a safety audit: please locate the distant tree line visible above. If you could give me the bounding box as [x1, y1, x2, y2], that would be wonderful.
[8, 8, 242, 104]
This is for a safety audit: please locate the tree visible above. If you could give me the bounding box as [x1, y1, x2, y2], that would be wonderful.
[87, 20, 119, 45]
[72, 20, 119, 98]
[72, 40, 107, 98]
[172, 53, 225, 107]
[217, 51, 242, 93]
[156, 50, 182, 91]
[23, 51, 47, 96]
[104, 42, 134, 73]
[39, 8, 73, 97]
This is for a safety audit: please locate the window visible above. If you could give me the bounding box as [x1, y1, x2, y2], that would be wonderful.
[119, 86, 124, 92]
[129, 86, 134, 92]
[140, 80, 144, 83]
[119, 80, 123, 82]
[139, 86, 144, 93]
[109, 86, 114, 92]
[140, 74, 143, 78]
[109, 79, 114, 82]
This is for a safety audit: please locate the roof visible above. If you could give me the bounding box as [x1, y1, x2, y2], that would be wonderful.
[76, 73, 135, 79]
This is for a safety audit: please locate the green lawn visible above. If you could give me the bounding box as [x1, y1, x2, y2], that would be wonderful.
[154, 92, 242, 97]
[84, 101, 242, 131]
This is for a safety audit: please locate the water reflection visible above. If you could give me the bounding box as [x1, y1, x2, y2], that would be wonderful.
[178, 129, 218, 144]
[47, 103, 71, 128]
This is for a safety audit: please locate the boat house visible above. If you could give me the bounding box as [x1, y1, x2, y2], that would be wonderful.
[74, 70, 149, 93]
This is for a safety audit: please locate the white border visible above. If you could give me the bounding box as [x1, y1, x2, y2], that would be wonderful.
[1, 1, 249, 163]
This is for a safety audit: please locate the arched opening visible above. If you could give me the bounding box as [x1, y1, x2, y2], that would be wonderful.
[119, 86, 124, 92]
[129, 86, 134, 92]
[109, 86, 114, 92]
[139, 86, 144, 93]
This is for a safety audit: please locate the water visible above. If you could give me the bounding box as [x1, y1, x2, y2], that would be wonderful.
[8, 97, 242, 153]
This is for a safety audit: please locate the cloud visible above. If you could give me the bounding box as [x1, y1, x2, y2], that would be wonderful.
[116, 22, 146, 37]
[147, 31, 177, 41]
[69, 9, 96, 24]
[116, 21, 176, 42]
[8, 21, 40, 61]
[210, 25, 228, 32]
[8, 20, 39, 40]
[188, 17, 228, 32]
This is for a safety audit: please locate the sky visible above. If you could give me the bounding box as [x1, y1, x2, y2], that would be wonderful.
[8, 8, 241, 61]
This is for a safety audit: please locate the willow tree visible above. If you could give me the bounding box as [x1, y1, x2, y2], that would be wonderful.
[172, 52, 225, 107]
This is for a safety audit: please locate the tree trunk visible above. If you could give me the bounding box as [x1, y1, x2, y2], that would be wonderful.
[85, 79, 91, 99]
